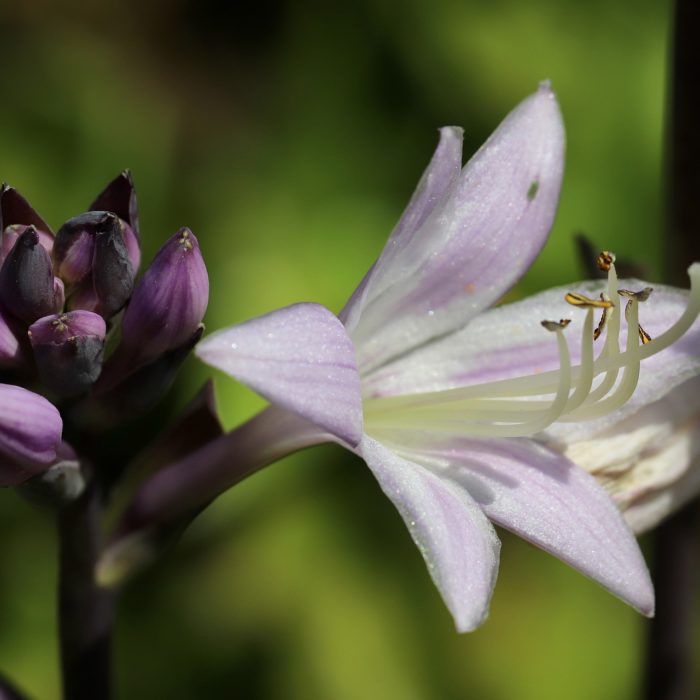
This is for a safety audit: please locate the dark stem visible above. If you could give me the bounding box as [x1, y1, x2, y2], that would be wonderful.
[58, 483, 114, 700]
[666, 0, 700, 283]
[644, 1, 700, 699]
[644, 505, 699, 700]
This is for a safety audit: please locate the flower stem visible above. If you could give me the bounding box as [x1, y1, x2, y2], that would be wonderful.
[123, 405, 329, 532]
[645, 1, 700, 698]
[58, 483, 114, 700]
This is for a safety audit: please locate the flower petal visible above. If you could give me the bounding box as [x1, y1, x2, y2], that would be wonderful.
[196, 303, 363, 446]
[359, 435, 501, 632]
[340, 126, 463, 332]
[398, 436, 654, 615]
[348, 83, 565, 374]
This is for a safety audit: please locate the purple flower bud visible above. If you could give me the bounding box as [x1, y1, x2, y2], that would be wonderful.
[1, 224, 54, 264]
[0, 307, 25, 368]
[0, 184, 54, 256]
[89, 170, 141, 274]
[53, 211, 135, 319]
[0, 227, 60, 324]
[0, 383, 62, 486]
[28, 311, 106, 397]
[121, 228, 208, 366]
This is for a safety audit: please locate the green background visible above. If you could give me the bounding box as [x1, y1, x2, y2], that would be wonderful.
[0, 0, 691, 697]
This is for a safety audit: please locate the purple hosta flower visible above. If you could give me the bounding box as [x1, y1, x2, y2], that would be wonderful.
[53, 211, 135, 319]
[28, 311, 107, 397]
[0, 383, 63, 486]
[0, 227, 63, 324]
[92, 228, 208, 401]
[50, 172, 141, 321]
[88, 170, 141, 275]
[120, 228, 208, 368]
[119, 84, 700, 631]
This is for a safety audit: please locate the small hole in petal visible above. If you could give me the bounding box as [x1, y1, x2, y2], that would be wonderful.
[527, 180, 540, 201]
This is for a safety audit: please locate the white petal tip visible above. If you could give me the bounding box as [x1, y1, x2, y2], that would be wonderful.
[538, 79, 554, 95]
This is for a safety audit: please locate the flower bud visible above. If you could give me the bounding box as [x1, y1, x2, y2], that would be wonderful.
[0, 227, 60, 324]
[0, 184, 54, 263]
[121, 228, 208, 366]
[28, 311, 106, 397]
[0, 383, 62, 486]
[53, 211, 135, 319]
[89, 170, 141, 274]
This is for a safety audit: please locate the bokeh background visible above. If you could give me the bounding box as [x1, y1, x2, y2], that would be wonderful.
[0, 0, 691, 698]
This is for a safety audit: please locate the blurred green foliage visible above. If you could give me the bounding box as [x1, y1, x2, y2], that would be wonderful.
[0, 0, 689, 698]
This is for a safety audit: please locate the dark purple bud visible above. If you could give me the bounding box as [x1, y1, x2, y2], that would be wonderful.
[0, 383, 62, 486]
[0, 307, 24, 368]
[89, 170, 141, 273]
[0, 184, 53, 240]
[121, 228, 208, 366]
[0, 227, 59, 324]
[1, 224, 54, 265]
[28, 311, 106, 397]
[53, 211, 135, 319]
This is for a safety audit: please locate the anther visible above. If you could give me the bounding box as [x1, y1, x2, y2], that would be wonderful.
[619, 288, 653, 344]
[618, 287, 653, 302]
[596, 250, 616, 272]
[541, 319, 571, 331]
[593, 293, 611, 340]
[565, 292, 614, 309]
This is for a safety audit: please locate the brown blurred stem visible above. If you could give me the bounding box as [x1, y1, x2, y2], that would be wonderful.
[644, 1, 700, 699]
[58, 484, 114, 700]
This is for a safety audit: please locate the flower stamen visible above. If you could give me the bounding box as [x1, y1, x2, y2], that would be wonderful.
[363, 260, 700, 442]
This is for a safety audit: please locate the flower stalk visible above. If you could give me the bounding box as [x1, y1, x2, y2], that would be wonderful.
[58, 482, 114, 700]
[645, 1, 700, 698]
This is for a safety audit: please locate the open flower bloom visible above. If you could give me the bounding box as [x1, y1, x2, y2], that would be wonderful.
[126, 84, 700, 632]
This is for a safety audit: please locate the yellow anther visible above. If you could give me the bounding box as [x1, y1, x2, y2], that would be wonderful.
[541, 319, 571, 332]
[51, 315, 69, 332]
[596, 250, 616, 272]
[565, 292, 614, 309]
[638, 326, 652, 345]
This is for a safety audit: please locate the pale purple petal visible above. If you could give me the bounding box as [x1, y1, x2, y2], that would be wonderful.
[341, 126, 463, 332]
[398, 436, 654, 615]
[196, 303, 363, 446]
[349, 84, 565, 373]
[359, 436, 501, 632]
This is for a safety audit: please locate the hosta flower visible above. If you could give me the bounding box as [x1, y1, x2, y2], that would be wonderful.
[125, 84, 700, 631]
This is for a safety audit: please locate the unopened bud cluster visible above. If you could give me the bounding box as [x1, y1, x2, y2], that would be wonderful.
[0, 172, 209, 487]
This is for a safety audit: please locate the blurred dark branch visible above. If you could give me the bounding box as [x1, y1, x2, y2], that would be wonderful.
[665, 0, 700, 284]
[644, 2, 700, 699]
